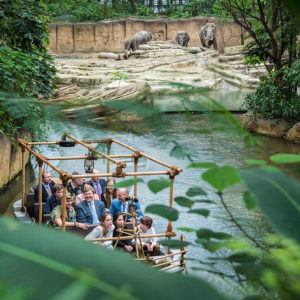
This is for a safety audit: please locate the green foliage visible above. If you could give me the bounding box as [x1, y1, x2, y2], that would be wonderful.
[137, 5, 154, 17]
[145, 204, 179, 221]
[147, 178, 171, 194]
[270, 154, 300, 164]
[241, 167, 300, 243]
[0, 0, 56, 138]
[244, 61, 300, 122]
[159, 239, 190, 249]
[0, 47, 56, 98]
[0, 217, 226, 300]
[185, 187, 207, 197]
[0, 93, 46, 139]
[202, 165, 241, 192]
[109, 178, 144, 188]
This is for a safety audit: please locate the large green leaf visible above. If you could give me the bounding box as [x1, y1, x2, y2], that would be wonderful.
[240, 168, 300, 243]
[243, 191, 256, 210]
[147, 178, 171, 194]
[196, 229, 232, 240]
[270, 154, 300, 164]
[188, 209, 210, 218]
[188, 162, 216, 169]
[185, 187, 207, 197]
[110, 178, 144, 188]
[174, 196, 194, 208]
[0, 217, 226, 300]
[145, 204, 179, 221]
[202, 166, 241, 192]
[158, 240, 190, 249]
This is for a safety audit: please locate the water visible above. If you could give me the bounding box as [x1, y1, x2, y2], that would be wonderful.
[1, 114, 299, 297]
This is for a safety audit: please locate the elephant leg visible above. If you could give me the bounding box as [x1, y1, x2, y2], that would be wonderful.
[213, 38, 218, 51]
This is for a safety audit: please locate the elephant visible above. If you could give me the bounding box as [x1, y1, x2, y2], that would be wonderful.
[124, 30, 152, 51]
[175, 31, 190, 47]
[199, 23, 218, 51]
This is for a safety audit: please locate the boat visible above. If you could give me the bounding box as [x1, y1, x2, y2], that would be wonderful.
[14, 132, 187, 272]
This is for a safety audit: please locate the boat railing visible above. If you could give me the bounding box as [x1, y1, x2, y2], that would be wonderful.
[18, 132, 183, 258]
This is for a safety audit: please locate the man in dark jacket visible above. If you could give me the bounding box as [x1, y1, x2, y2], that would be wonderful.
[76, 185, 106, 225]
[34, 170, 55, 203]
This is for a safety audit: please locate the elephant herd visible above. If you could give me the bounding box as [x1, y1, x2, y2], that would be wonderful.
[124, 23, 217, 51]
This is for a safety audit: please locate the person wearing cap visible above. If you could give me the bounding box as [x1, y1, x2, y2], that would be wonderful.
[50, 192, 89, 230]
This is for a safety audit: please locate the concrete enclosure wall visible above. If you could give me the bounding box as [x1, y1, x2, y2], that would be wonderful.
[49, 17, 246, 54]
[0, 131, 31, 189]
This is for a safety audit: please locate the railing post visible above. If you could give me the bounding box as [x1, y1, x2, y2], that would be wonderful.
[107, 141, 111, 174]
[167, 176, 174, 254]
[37, 159, 43, 224]
[134, 157, 138, 198]
[61, 183, 67, 232]
[21, 146, 26, 211]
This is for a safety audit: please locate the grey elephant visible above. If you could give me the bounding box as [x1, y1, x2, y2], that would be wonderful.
[124, 30, 152, 51]
[175, 31, 190, 47]
[199, 23, 217, 50]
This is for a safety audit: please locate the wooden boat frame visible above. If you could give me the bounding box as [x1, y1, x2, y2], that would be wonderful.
[18, 132, 186, 270]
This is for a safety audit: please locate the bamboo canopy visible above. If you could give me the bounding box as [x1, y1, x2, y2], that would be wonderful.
[18, 133, 183, 256]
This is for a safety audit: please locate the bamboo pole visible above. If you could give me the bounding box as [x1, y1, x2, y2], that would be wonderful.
[38, 161, 43, 224]
[161, 263, 184, 271]
[111, 138, 182, 171]
[61, 184, 67, 232]
[71, 171, 169, 179]
[107, 142, 111, 174]
[21, 147, 26, 210]
[64, 133, 119, 165]
[137, 250, 187, 261]
[88, 232, 175, 242]
[134, 158, 138, 197]
[167, 177, 175, 254]
[27, 141, 59, 145]
[152, 258, 182, 268]
[18, 139, 62, 174]
[46, 154, 134, 161]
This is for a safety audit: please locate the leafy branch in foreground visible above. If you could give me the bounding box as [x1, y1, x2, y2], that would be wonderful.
[0, 217, 225, 300]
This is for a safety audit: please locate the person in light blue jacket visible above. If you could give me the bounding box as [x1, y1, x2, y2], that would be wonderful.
[109, 188, 143, 221]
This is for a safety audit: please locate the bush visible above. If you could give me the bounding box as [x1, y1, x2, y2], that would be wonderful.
[244, 61, 300, 122]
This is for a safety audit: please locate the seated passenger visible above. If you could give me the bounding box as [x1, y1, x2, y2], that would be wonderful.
[75, 182, 99, 206]
[67, 171, 84, 197]
[34, 170, 55, 203]
[88, 169, 106, 205]
[50, 192, 89, 230]
[44, 183, 63, 214]
[138, 216, 160, 256]
[105, 178, 117, 210]
[76, 185, 106, 225]
[113, 212, 134, 252]
[109, 188, 143, 221]
[85, 213, 114, 247]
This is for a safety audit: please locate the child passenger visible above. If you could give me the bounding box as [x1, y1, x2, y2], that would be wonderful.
[113, 212, 134, 252]
[138, 216, 160, 256]
[84, 213, 114, 247]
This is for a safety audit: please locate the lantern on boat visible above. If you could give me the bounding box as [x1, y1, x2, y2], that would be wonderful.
[84, 152, 94, 173]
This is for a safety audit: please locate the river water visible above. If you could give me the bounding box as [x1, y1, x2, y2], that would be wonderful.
[1, 113, 300, 297]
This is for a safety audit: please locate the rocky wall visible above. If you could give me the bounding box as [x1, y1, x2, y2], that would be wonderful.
[0, 131, 31, 189]
[49, 17, 246, 54]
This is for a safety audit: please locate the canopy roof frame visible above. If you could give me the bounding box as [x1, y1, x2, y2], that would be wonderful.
[18, 132, 182, 237]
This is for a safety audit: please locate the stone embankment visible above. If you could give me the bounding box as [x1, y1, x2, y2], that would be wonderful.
[239, 115, 300, 143]
[0, 131, 31, 189]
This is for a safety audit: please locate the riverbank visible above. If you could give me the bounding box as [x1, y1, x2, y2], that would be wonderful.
[239, 114, 300, 143]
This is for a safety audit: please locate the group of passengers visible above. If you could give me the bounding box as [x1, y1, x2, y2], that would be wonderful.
[34, 170, 160, 255]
